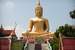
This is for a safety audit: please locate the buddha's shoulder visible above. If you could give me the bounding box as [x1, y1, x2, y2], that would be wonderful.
[42, 18, 48, 21]
[29, 17, 48, 21]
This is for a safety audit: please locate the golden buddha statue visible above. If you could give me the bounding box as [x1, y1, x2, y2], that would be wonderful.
[28, 1, 49, 33]
[22, 0, 53, 39]
[22, 1, 53, 50]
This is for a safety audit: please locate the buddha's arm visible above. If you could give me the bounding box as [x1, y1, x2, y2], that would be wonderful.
[44, 19, 49, 32]
[28, 20, 33, 32]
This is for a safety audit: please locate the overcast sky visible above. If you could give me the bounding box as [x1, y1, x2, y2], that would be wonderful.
[0, 0, 75, 37]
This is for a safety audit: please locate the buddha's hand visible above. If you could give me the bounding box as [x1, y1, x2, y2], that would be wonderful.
[42, 32, 48, 34]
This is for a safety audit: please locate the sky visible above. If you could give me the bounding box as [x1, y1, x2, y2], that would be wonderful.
[0, 0, 75, 37]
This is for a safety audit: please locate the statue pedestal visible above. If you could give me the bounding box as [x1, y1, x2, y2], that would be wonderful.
[22, 32, 54, 43]
[22, 32, 53, 50]
[24, 43, 52, 50]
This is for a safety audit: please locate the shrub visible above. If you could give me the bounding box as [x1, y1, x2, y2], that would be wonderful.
[55, 24, 75, 37]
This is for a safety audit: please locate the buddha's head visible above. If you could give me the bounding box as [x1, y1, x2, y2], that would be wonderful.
[35, 0, 43, 18]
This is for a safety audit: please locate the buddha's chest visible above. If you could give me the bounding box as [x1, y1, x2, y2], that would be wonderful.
[32, 20, 45, 26]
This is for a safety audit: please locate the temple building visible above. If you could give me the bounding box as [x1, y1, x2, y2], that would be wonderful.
[0, 25, 16, 50]
[0, 25, 16, 36]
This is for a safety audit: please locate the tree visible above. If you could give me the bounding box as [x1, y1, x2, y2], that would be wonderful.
[55, 24, 75, 37]
[69, 10, 75, 19]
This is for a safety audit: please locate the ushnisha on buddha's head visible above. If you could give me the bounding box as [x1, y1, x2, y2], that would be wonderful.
[35, 0, 43, 18]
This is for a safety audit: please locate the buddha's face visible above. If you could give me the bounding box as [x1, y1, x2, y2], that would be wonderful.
[35, 7, 43, 18]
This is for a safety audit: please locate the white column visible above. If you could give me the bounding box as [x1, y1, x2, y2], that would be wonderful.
[28, 43, 35, 50]
[41, 43, 49, 50]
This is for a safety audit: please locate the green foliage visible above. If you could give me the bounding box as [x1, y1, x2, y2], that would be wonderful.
[51, 24, 75, 50]
[11, 36, 23, 50]
[11, 40, 24, 50]
[50, 36, 59, 50]
[69, 10, 75, 19]
[55, 24, 75, 37]
[35, 37, 44, 44]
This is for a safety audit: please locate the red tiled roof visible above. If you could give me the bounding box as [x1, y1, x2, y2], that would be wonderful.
[3, 30, 13, 36]
[0, 29, 15, 36]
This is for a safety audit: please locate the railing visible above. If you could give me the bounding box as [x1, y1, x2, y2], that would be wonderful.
[47, 40, 52, 50]
[59, 33, 63, 50]
[24, 40, 28, 50]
